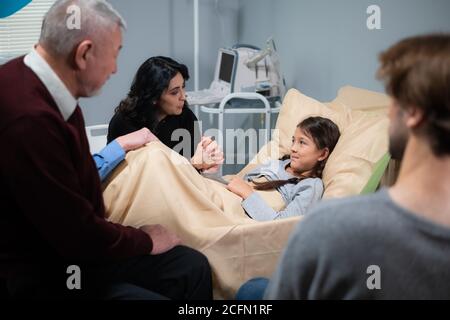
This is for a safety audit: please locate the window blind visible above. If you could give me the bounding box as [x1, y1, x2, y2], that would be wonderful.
[0, 0, 56, 62]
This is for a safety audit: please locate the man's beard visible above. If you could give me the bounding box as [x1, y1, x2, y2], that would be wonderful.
[389, 128, 408, 160]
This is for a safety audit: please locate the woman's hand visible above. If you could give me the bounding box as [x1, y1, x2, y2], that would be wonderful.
[226, 177, 254, 199]
[191, 136, 224, 173]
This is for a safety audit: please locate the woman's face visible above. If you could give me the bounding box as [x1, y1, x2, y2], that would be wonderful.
[290, 127, 328, 174]
[157, 72, 186, 117]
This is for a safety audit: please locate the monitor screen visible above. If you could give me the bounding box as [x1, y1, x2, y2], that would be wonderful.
[218, 52, 234, 83]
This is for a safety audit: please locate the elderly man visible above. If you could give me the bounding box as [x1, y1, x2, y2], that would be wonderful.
[0, 0, 212, 299]
[265, 33, 450, 299]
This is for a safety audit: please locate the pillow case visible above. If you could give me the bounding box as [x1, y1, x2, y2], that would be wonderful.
[240, 86, 390, 198]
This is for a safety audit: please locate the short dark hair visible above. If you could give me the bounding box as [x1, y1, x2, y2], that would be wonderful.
[377, 33, 450, 156]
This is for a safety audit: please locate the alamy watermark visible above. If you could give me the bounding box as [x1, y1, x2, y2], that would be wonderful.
[367, 5, 382, 30]
[66, 4, 81, 30]
[66, 264, 81, 290]
[169, 123, 282, 168]
[366, 265, 381, 290]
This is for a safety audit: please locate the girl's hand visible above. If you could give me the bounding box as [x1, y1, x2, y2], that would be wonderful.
[226, 177, 254, 199]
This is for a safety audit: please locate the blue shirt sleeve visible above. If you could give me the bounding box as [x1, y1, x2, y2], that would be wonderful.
[93, 140, 126, 182]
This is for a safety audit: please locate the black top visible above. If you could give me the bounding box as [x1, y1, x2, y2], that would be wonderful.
[107, 107, 200, 158]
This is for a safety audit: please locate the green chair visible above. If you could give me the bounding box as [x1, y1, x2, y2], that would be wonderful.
[360, 153, 391, 195]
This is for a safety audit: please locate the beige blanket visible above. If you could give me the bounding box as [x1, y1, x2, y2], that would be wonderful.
[103, 142, 300, 299]
[102, 86, 391, 299]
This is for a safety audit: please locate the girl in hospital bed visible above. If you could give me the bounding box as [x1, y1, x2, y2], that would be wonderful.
[104, 116, 340, 224]
[227, 116, 340, 220]
[102, 116, 339, 298]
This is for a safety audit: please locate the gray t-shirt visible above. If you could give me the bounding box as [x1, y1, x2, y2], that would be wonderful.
[264, 189, 450, 299]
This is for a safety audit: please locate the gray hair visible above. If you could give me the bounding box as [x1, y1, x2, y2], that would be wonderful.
[39, 0, 126, 56]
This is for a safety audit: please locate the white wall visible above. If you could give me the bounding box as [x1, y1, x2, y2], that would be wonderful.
[80, 0, 240, 125]
[78, 0, 450, 174]
[238, 0, 450, 101]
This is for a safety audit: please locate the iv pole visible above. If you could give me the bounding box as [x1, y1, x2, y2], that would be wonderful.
[193, 0, 200, 117]
[194, 0, 199, 92]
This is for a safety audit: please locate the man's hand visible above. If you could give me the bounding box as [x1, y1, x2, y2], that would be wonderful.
[226, 177, 254, 199]
[191, 136, 224, 172]
[116, 128, 158, 152]
[139, 224, 182, 255]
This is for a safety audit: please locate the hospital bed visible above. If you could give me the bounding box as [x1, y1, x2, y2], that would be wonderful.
[100, 85, 397, 299]
[238, 85, 396, 197]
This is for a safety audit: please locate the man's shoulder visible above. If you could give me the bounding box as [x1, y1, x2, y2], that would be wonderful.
[0, 56, 34, 92]
[319, 190, 393, 218]
[1, 56, 48, 98]
[0, 58, 62, 131]
[0, 55, 24, 75]
[0, 57, 25, 96]
[0, 98, 61, 132]
[314, 189, 391, 214]
[293, 190, 396, 244]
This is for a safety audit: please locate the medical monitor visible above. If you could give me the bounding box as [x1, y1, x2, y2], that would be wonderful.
[218, 51, 235, 84]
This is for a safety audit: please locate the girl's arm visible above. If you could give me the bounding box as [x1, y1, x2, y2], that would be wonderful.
[241, 179, 324, 221]
[226, 176, 255, 198]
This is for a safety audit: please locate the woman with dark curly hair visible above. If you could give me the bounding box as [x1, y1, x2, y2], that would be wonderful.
[108, 56, 223, 172]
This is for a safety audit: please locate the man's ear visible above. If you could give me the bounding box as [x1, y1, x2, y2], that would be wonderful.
[405, 106, 425, 129]
[318, 148, 330, 162]
[74, 40, 93, 70]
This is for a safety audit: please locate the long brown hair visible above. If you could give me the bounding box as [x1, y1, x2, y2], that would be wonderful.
[114, 56, 190, 131]
[253, 116, 340, 191]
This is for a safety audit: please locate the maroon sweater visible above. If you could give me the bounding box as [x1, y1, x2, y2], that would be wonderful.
[0, 57, 152, 279]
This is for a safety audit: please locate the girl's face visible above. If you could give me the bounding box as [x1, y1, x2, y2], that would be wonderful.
[290, 127, 329, 174]
[157, 72, 186, 117]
